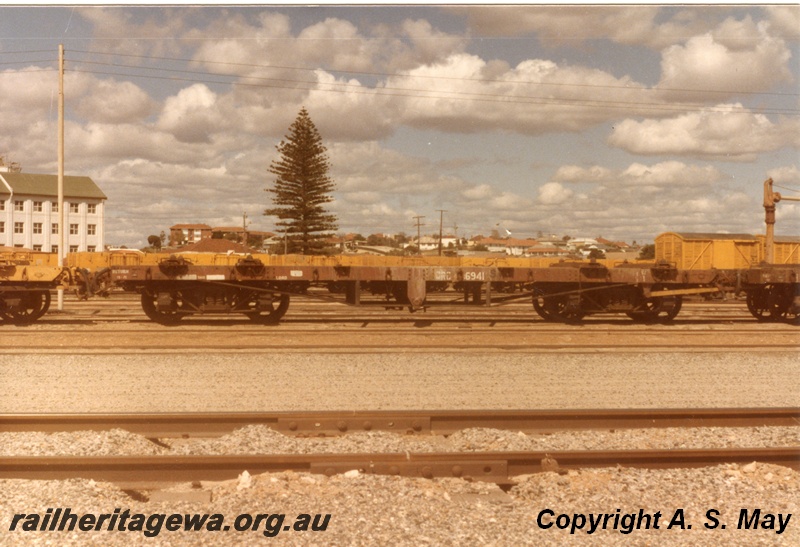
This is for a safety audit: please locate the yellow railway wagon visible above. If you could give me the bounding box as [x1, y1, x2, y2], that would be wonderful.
[0, 249, 59, 267]
[655, 232, 760, 270]
[78, 250, 637, 271]
[755, 235, 800, 264]
[64, 248, 649, 271]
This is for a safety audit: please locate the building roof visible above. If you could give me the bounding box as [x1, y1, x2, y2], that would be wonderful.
[525, 246, 571, 254]
[666, 232, 757, 241]
[171, 223, 212, 230]
[0, 172, 106, 199]
[479, 237, 539, 247]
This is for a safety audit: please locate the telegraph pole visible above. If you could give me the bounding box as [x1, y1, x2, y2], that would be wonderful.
[57, 44, 65, 310]
[436, 209, 446, 256]
[413, 216, 425, 255]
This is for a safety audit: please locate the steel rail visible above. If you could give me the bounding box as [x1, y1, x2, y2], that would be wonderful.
[1, 448, 797, 488]
[2, 408, 797, 438]
[2, 344, 798, 355]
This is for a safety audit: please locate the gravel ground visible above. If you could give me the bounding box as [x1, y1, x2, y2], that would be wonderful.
[1, 463, 797, 546]
[2, 351, 799, 412]
[1, 425, 798, 457]
[2, 324, 797, 545]
[2, 427, 797, 545]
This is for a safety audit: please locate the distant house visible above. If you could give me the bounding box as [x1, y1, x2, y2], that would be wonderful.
[472, 236, 539, 256]
[596, 237, 632, 250]
[524, 246, 572, 258]
[169, 223, 212, 246]
[211, 226, 274, 247]
[411, 236, 439, 252]
[0, 167, 107, 253]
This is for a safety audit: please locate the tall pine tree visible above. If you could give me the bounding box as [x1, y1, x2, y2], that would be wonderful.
[265, 108, 338, 254]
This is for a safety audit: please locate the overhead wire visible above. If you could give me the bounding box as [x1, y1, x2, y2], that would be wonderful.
[66, 59, 800, 117]
[69, 49, 800, 99]
[774, 183, 800, 195]
[1, 48, 798, 116]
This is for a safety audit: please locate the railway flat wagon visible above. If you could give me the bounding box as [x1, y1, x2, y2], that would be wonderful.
[0, 248, 67, 324]
[3, 230, 798, 325]
[94, 247, 733, 325]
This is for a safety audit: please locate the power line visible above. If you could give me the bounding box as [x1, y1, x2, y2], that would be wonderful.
[69, 48, 798, 99]
[4, 46, 800, 104]
[774, 183, 800, 195]
[64, 66, 800, 117]
[1, 48, 798, 116]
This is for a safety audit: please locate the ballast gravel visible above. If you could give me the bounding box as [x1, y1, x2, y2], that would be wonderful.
[2, 427, 798, 545]
[1, 463, 797, 546]
[1, 425, 798, 457]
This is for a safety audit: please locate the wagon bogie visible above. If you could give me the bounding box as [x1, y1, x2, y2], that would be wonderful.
[529, 282, 685, 323]
[138, 282, 291, 324]
[743, 283, 795, 322]
[244, 292, 290, 324]
[626, 293, 683, 323]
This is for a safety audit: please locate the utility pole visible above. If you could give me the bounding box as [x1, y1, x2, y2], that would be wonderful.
[413, 216, 425, 256]
[436, 209, 446, 256]
[242, 211, 248, 244]
[57, 44, 65, 310]
[763, 177, 800, 264]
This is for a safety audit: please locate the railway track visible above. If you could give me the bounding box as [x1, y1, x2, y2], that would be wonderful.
[3, 297, 798, 354]
[3, 448, 797, 490]
[2, 329, 796, 354]
[13, 292, 772, 325]
[3, 408, 798, 488]
[2, 408, 798, 437]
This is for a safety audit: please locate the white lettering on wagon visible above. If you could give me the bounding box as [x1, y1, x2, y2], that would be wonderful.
[434, 269, 452, 281]
[290, 270, 303, 277]
[206, 274, 225, 280]
[463, 271, 486, 281]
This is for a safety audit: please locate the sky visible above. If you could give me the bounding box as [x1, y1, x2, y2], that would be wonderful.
[0, 4, 798, 248]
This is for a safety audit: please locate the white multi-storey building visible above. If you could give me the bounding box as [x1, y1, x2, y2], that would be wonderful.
[0, 168, 106, 253]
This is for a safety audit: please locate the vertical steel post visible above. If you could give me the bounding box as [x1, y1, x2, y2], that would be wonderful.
[57, 44, 65, 310]
[763, 178, 779, 265]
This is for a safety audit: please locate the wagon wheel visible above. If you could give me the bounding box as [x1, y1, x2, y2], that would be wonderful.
[5, 290, 50, 325]
[246, 293, 290, 324]
[746, 285, 790, 321]
[542, 293, 585, 322]
[627, 288, 682, 323]
[532, 289, 557, 321]
[140, 291, 183, 325]
[29, 290, 51, 322]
